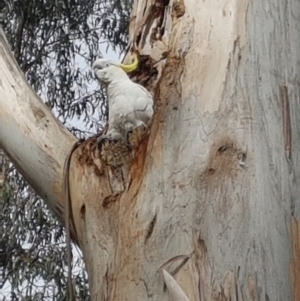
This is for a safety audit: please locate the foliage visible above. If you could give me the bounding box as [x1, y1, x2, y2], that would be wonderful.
[0, 0, 132, 299]
[0, 157, 90, 300]
[3, 0, 132, 132]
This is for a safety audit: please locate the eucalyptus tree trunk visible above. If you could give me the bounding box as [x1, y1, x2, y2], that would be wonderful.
[1, 0, 300, 300]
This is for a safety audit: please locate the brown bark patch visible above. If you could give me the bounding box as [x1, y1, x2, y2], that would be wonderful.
[172, 0, 185, 19]
[77, 136, 100, 166]
[155, 56, 183, 109]
[129, 55, 159, 94]
[30, 103, 46, 123]
[247, 274, 258, 300]
[204, 137, 245, 182]
[75, 126, 150, 197]
[280, 85, 291, 161]
[103, 194, 120, 209]
[196, 137, 248, 219]
[131, 0, 170, 50]
[291, 218, 300, 301]
[146, 56, 184, 167]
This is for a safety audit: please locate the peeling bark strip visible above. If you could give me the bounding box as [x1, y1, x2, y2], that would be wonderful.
[162, 269, 190, 301]
[291, 218, 300, 301]
[64, 139, 86, 300]
[157, 254, 191, 273]
[280, 85, 291, 161]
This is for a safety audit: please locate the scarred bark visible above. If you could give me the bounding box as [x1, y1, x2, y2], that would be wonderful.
[1, 0, 300, 300]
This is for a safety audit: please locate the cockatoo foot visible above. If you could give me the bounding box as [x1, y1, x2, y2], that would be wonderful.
[136, 121, 148, 130]
[125, 122, 148, 146]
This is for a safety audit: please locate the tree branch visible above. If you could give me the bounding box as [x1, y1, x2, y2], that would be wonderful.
[0, 27, 77, 239]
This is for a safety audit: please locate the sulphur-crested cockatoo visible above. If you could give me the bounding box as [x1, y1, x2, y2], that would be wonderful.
[92, 54, 154, 144]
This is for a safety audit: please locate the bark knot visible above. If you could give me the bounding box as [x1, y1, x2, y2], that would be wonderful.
[204, 138, 246, 181]
[172, 0, 185, 19]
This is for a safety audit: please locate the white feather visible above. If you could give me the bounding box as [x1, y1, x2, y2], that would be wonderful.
[93, 58, 154, 140]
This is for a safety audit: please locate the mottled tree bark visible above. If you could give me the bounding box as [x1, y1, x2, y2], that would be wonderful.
[1, 0, 300, 300]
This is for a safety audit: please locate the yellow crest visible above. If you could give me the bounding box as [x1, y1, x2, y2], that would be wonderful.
[119, 54, 139, 73]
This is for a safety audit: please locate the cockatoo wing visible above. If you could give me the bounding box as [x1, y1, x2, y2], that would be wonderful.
[122, 82, 154, 123]
[106, 79, 154, 137]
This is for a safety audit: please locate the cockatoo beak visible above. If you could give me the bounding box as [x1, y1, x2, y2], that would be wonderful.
[119, 54, 139, 73]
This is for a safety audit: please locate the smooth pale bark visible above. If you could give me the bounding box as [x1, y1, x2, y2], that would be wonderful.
[1, 0, 300, 301]
[0, 29, 77, 233]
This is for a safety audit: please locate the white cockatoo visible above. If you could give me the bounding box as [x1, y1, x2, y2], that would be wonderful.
[92, 54, 154, 144]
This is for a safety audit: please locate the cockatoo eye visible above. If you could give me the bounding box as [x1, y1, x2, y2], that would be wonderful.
[105, 63, 110, 67]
